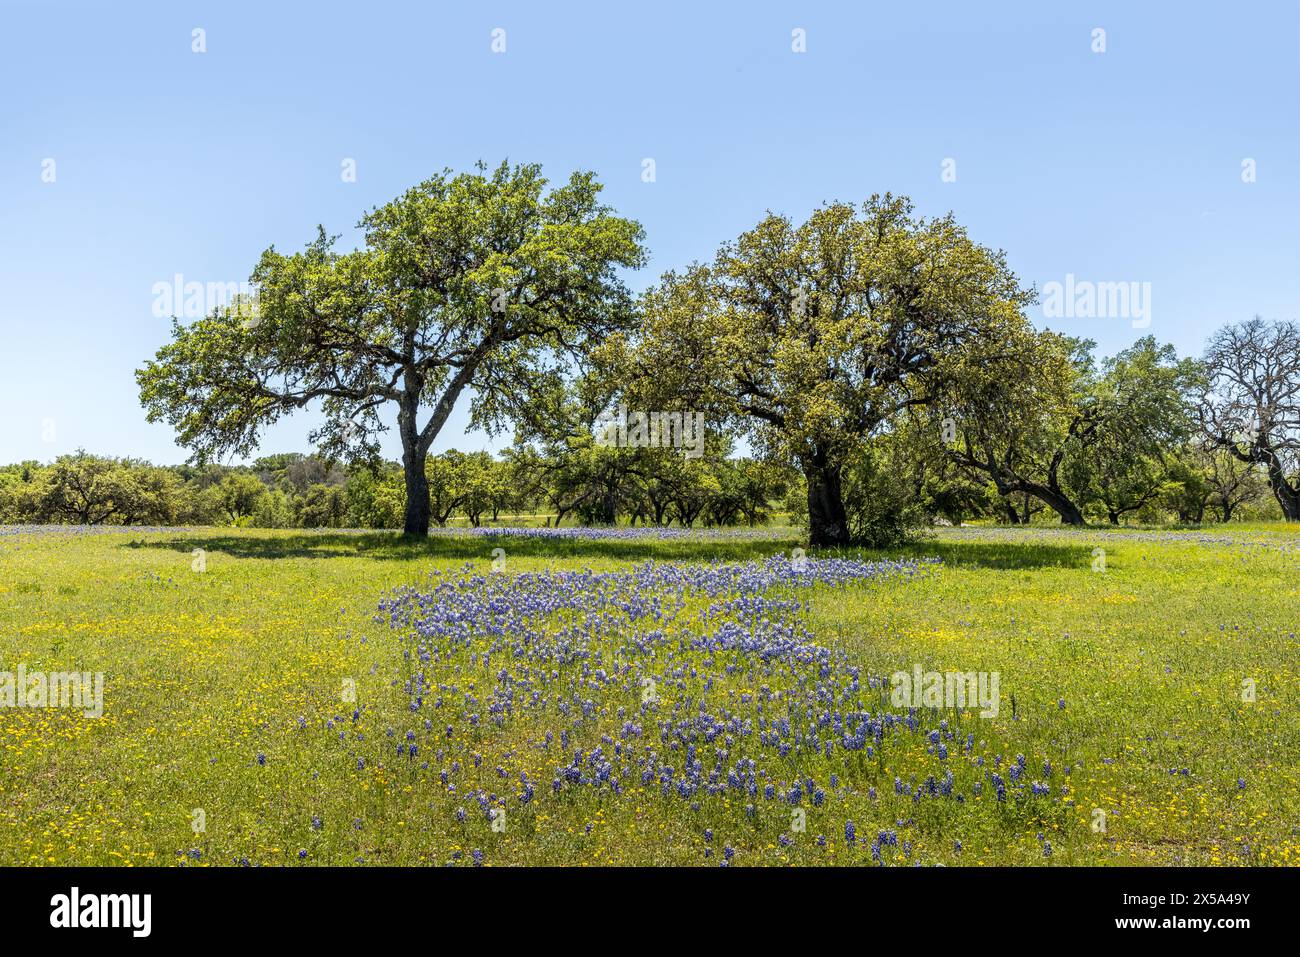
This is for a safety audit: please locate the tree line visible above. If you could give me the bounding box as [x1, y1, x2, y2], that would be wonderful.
[113, 160, 1300, 543]
[0, 448, 793, 530]
[2, 417, 1282, 532]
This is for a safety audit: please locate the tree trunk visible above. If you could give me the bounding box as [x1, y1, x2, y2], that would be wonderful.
[989, 472, 1085, 527]
[805, 450, 850, 547]
[1051, 495, 1087, 526]
[593, 489, 617, 525]
[1019, 481, 1086, 525]
[1268, 478, 1300, 521]
[1248, 448, 1299, 521]
[402, 454, 430, 536]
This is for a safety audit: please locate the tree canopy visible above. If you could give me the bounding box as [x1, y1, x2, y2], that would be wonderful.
[129, 166, 1297, 541]
[599, 194, 1035, 544]
[137, 160, 646, 535]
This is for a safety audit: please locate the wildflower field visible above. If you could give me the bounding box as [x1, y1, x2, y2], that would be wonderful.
[0, 523, 1296, 867]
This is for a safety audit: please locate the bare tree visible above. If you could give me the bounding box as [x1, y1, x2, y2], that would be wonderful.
[1199, 317, 1300, 521]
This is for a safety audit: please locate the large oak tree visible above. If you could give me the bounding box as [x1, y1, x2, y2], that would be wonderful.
[601, 195, 1034, 546]
[137, 161, 645, 535]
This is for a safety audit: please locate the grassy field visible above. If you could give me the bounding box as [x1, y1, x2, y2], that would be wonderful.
[0, 523, 1296, 867]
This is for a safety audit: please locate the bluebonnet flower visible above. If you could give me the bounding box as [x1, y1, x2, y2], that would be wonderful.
[352, 548, 956, 864]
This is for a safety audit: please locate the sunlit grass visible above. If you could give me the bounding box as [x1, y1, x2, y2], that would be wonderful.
[0, 523, 1295, 866]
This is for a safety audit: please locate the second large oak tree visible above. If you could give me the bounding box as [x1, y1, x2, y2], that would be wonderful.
[602, 195, 1034, 546]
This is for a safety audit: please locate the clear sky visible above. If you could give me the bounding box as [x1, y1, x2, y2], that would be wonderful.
[2, 0, 1297, 465]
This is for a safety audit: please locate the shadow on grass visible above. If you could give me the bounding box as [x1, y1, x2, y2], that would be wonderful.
[119, 531, 804, 564]
[894, 538, 1093, 571]
[119, 530, 1091, 571]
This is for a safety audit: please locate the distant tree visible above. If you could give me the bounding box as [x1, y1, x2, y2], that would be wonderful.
[0, 462, 47, 523]
[736, 460, 789, 527]
[426, 451, 470, 527]
[0, 473, 16, 523]
[39, 452, 131, 525]
[624, 450, 680, 526]
[918, 462, 995, 526]
[703, 457, 787, 527]
[484, 457, 523, 522]
[1080, 339, 1199, 524]
[262, 454, 343, 494]
[946, 331, 1093, 525]
[457, 452, 497, 527]
[219, 473, 268, 524]
[703, 459, 748, 527]
[948, 336, 1195, 526]
[508, 437, 643, 527]
[298, 484, 347, 527]
[665, 459, 719, 528]
[115, 463, 182, 525]
[1160, 446, 1215, 524]
[345, 466, 405, 528]
[251, 488, 296, 528]
[175, 480, 226, 526]
[137, 161, 645, 536]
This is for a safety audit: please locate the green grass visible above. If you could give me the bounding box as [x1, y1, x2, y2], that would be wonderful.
[0, 523, 1296, 866]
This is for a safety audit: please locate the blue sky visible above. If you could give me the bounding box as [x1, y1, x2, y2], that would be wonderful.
[2, 0, 1297, 465]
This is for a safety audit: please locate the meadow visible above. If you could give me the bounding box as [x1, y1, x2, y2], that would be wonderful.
[0, 522, 1296, 867]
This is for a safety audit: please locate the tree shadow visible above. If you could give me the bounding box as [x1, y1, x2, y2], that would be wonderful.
[894, 538, 1095, 571]
[118, 529, 1091, 571]
[119, 530, 806, 564]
